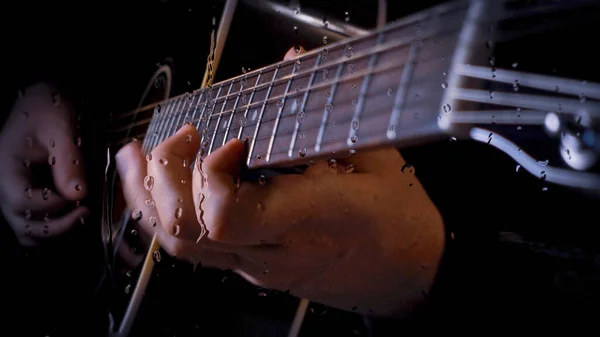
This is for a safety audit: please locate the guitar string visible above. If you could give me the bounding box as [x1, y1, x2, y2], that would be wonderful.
[110, 24, 462, 134]
[111, 0, 581, 122]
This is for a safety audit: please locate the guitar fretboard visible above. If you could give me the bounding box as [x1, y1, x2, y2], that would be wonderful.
[110, 0, 595, 168]
[113, 0, 469, 167]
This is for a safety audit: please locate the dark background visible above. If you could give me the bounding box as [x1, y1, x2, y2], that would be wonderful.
[2, 0, 600, 336]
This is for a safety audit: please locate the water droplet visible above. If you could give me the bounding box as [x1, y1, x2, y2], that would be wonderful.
[262, 269, 269, 275]
[132, 209, 143, 221]
[351, 99, 358, 106]
[182, 158, 189, 168]
[25, 136, 33, 148]
[299, 132, 306, 139]
[344, 164, 356, 174]
[555, 86, 560, 92]
[152, 251, 162, 263]
[442, 104, 452, 113]
[401, 164, 415, 174]
[516, 165, 521, 172]
[258, 292, 267, 297]
[579, 93, 586, 103]
[42, 188, 51, 200]
[144, 175, 155, 191]
[450, 136, 457, 142]
[24, 210, 31, 220]
[175, 207, 183, 219]
[325, 89, 331, 98]
[538, 159, 549, 166]
[181, 179, 186, 184]
[349, 149, 356, 157]
[322, 36, 328, 44]
[242, 67, 247, 74]
[276, 101, 284, 109]
[325, 104, 333, 112]
[351, 84, 357, 92]
[348, 64, 355, 74]
[329, 121, 336, 128]
[44, 214, 50, 222]
[345, 48, 353, 58]
[185, 134, 193, 143]
[296, 111, 305, 124]
[323, 17, 329, 27]
[350, 135, 358, 143]
[542, 186, 548, 192]
[294, 7, 300, 15]
[293, 26, 298, 33]
[172, 225, 181, 236]
[159, 158, 168, 165]
[328, 159, 338, 173]
[149, 216, 157, 227]
[517, 126, 522, 130]
[387, 88, 392, 96]
[344, 11, 350, 22]
[22, 159, 31, 168]
[146, 154, 152, 162]
[76, 137, 82, 147]
[145, 199, 155, 208]
[239, 116, 247, 127]
[257, 154, 262, 160]
[351, 119, 360, 130]
[441, 82, 448, 89]
[75, 184, 81, 191]
[512, 62, 518, 68]
[485, 40, 493, 49]
[258, 175, 267, 185]
[299, 148, 307, 157]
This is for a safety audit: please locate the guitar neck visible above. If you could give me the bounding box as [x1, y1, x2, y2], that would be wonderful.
[110, 0, 596, 169]
[130, 1, 471, 168]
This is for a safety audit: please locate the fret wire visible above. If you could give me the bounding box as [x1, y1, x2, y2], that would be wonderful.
[141, 105, 161, 154]
[387, 42, 421, 139]
[113, 51, 441, 147]
[315, 62, 345, 152]
[170, 28, 445, 116]
[266, 64, 298, 162]
[163, 98, 183, 145]
[171, 96, 190, 138]
[288, 53, 323, 157]
[209, 82, 235, 154]
[348, 32, 386, 146]
[178, 92, 199, 132]
[195, 101, 209, 130]
[237, 72, 263, 139]
[189, 91, 205, 130]
[248, 66, 280, 166]
[152, 99, 176, 151]
[202, 85, 224, 147]
[223, 77, 248, 145]
[113, 24, 463, 137]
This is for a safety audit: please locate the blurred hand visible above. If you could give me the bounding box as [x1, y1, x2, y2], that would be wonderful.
[0, 83, 88, 247]
[116, 48, 445, 316]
